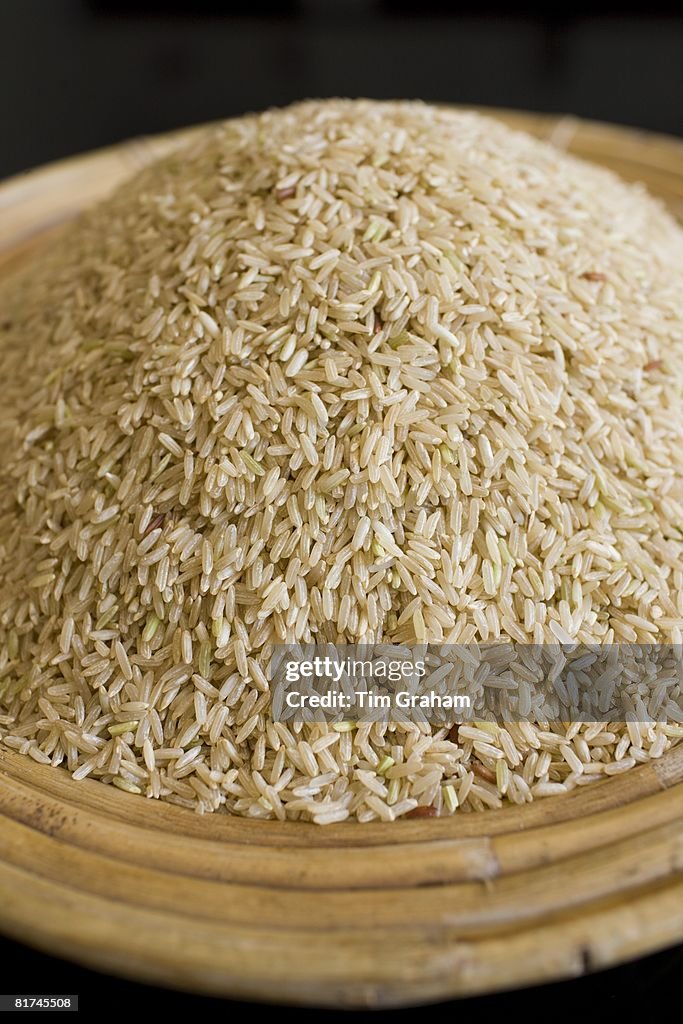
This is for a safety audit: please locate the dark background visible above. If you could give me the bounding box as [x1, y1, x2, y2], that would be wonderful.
[0, 0, 682, 180]
[1, 0, 682, 1015]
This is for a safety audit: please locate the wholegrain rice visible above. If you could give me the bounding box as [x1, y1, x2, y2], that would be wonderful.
[0, 99, 682, 821]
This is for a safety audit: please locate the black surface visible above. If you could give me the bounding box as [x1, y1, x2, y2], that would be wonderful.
[1, 0, 682, 1014]
[0, 0, 682, 181]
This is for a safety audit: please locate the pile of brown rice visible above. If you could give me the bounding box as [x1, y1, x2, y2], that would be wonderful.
[1, 99, 682, 823]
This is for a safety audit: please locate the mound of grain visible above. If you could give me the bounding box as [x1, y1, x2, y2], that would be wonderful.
[1, 100, 682, 823]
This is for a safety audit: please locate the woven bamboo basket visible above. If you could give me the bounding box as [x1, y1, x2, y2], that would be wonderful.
[1, 111, 683, 1008]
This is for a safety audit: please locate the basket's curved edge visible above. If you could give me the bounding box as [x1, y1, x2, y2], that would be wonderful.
[2, 744, 681, 848]
[1, 852, 683, 1008]
[2, 744, 683, 1004]
[3, 785, 683, 928]
[0, 124, 209, 257]
[480, 107, 683, 161]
